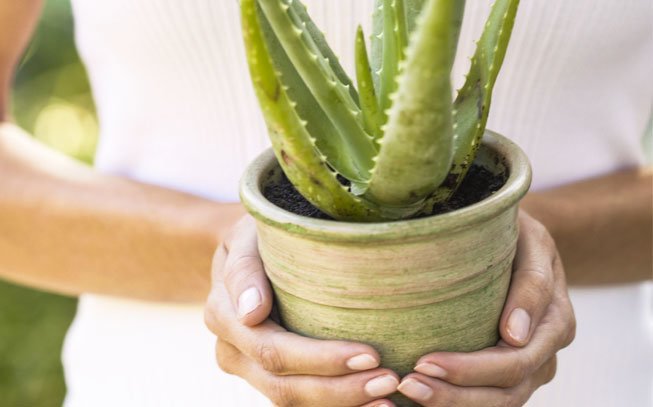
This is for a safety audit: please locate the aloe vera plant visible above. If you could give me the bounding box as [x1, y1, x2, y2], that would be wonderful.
[241, 0, 520, 221]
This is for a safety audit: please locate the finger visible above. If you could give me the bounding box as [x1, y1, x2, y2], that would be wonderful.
[414, 290, 573, 388]
[359, 399, 396, 407]
[399, 357, 557, 407]
[216, 339, 399, 407]
[206, 282, 382, 376]
[215, 216, 273, 326]
[500, 211, 558, 347]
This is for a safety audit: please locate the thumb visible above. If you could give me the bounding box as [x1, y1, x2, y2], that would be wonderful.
[215, 216, 273, 326]
[499, 211, 557, 347]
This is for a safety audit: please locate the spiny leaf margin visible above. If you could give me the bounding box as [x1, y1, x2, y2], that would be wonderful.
[241, 0, 384, 221]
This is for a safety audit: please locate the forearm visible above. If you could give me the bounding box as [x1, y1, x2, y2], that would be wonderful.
[522, 167, 653, 286]
[0, 123, 246, 302]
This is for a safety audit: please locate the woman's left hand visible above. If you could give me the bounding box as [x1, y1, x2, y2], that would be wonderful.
[397, 211, 576, 406]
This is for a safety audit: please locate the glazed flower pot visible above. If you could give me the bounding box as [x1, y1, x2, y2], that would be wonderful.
[240, 130, 531, 403]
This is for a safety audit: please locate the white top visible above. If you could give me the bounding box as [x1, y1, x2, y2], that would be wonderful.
[63, 1, 653, 406]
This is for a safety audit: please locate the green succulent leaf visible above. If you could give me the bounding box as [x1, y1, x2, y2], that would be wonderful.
[370, 0, 384, 97]
[288, 1, 360, 105]
[379, 0, 405, 114]
[355, 26, 384, 140]
[241, 0, 383, 221]
[242, 0, 520, 222]
[365, 0, 464, 207]
[258, 7, 369, 185]
[403, 0, 427, 35]
[425, 0, 520, 207]
[258, 0, 377, 182]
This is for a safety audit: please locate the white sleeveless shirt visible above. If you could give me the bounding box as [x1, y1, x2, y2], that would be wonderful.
[63, 1, 653, 406]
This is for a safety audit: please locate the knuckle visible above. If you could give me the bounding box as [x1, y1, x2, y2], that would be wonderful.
[563, 313, 577, 348]
[203, 305, 217, 332]
[491, 389, 525, 407]
[225, 255, 263, 286]
[215, 340, 238, 375]
[541, 357, 557, 385]
[531, 219, 552, 243]
[268, 378, 299, 407]
[255, 340, 285, 374]
[518, 266, 554, 307]
[501, 369, 526, 389]
[211, 245, 229, 281]
[203, 295, 225, 335]
[223, 224, 241, 252]
[526, 218, 558, 256]
[528, 268, 552, 294]
[501, 361, 528, 388]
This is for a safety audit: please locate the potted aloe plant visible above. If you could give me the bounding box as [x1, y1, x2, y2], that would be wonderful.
[239, 0, 530, 401]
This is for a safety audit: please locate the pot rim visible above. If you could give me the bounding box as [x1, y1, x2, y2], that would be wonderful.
[240, 130, 532, 242]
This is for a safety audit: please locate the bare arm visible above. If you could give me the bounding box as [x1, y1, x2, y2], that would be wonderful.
[522, 167, 653, 286]
[0, 123, 246, 302]
[0, 1, 246, 302]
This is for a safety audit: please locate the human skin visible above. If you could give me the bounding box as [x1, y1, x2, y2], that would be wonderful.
[0, 122, 245, 302]
[522, 169, 653, 285]
[0, 0, 247, 302]
[2, 1, 651, 406]
[205, 213, 578, 406]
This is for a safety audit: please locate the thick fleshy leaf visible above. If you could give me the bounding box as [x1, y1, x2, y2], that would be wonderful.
[370, 0, 384, 97]
[403, 0, 427, 35]
[259, 8, 368, 183]
[288, 1, 360, 105]
[424, 0, 520, 208]
[379, 0, 405, 114]
[365, 0, 463, 207]
[241, 0, 383, 221]
[355, 26, 383, 140]
[372, 0, 421, 98]
[258, 0, 377, 181]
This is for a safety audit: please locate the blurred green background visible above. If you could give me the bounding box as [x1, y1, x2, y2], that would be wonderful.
[2, 0, 97, 405]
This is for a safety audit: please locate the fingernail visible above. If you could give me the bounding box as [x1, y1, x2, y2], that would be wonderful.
[507, 308, 531, 343]
[237, 287, 261, 318]
[373, 404, 391, 407]
[364, 374, 399, 397]
[415, 362, 447, 378]
[346, 354, 379, 371]
[397, 378, 433, 401]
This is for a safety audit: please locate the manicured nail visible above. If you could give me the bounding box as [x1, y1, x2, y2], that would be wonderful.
[507, 307, 531, 343]
[237, 287, 261, 318]
[364, 375, 399, 397]
[415, 362, 447, 378]
[346, 354, 379, 371]
[398, 378, 433, 401]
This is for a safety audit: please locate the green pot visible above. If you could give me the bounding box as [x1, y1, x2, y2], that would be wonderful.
[240, 130, 531, 405]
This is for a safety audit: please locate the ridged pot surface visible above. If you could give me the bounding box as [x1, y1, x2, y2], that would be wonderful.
[240, 131, 531, 405]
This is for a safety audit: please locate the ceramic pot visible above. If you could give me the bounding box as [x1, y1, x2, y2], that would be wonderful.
[240, 130, 531, 404]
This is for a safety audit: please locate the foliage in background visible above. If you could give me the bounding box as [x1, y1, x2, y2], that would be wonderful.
[0, 284, 77, 407]
[12, 0, 97, 164]
[1, 0, 96, 405]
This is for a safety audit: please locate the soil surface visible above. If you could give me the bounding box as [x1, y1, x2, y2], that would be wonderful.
[263, 165, 507, 220]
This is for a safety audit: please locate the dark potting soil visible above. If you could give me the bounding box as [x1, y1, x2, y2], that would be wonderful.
[263, 165, 507, 220]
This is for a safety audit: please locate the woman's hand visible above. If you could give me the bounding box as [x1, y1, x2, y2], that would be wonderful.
[204, 216, 400, 407]
[396, 211, 576, 406]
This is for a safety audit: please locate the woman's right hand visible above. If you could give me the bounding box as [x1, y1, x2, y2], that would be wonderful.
[204, 216, 399, 407]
